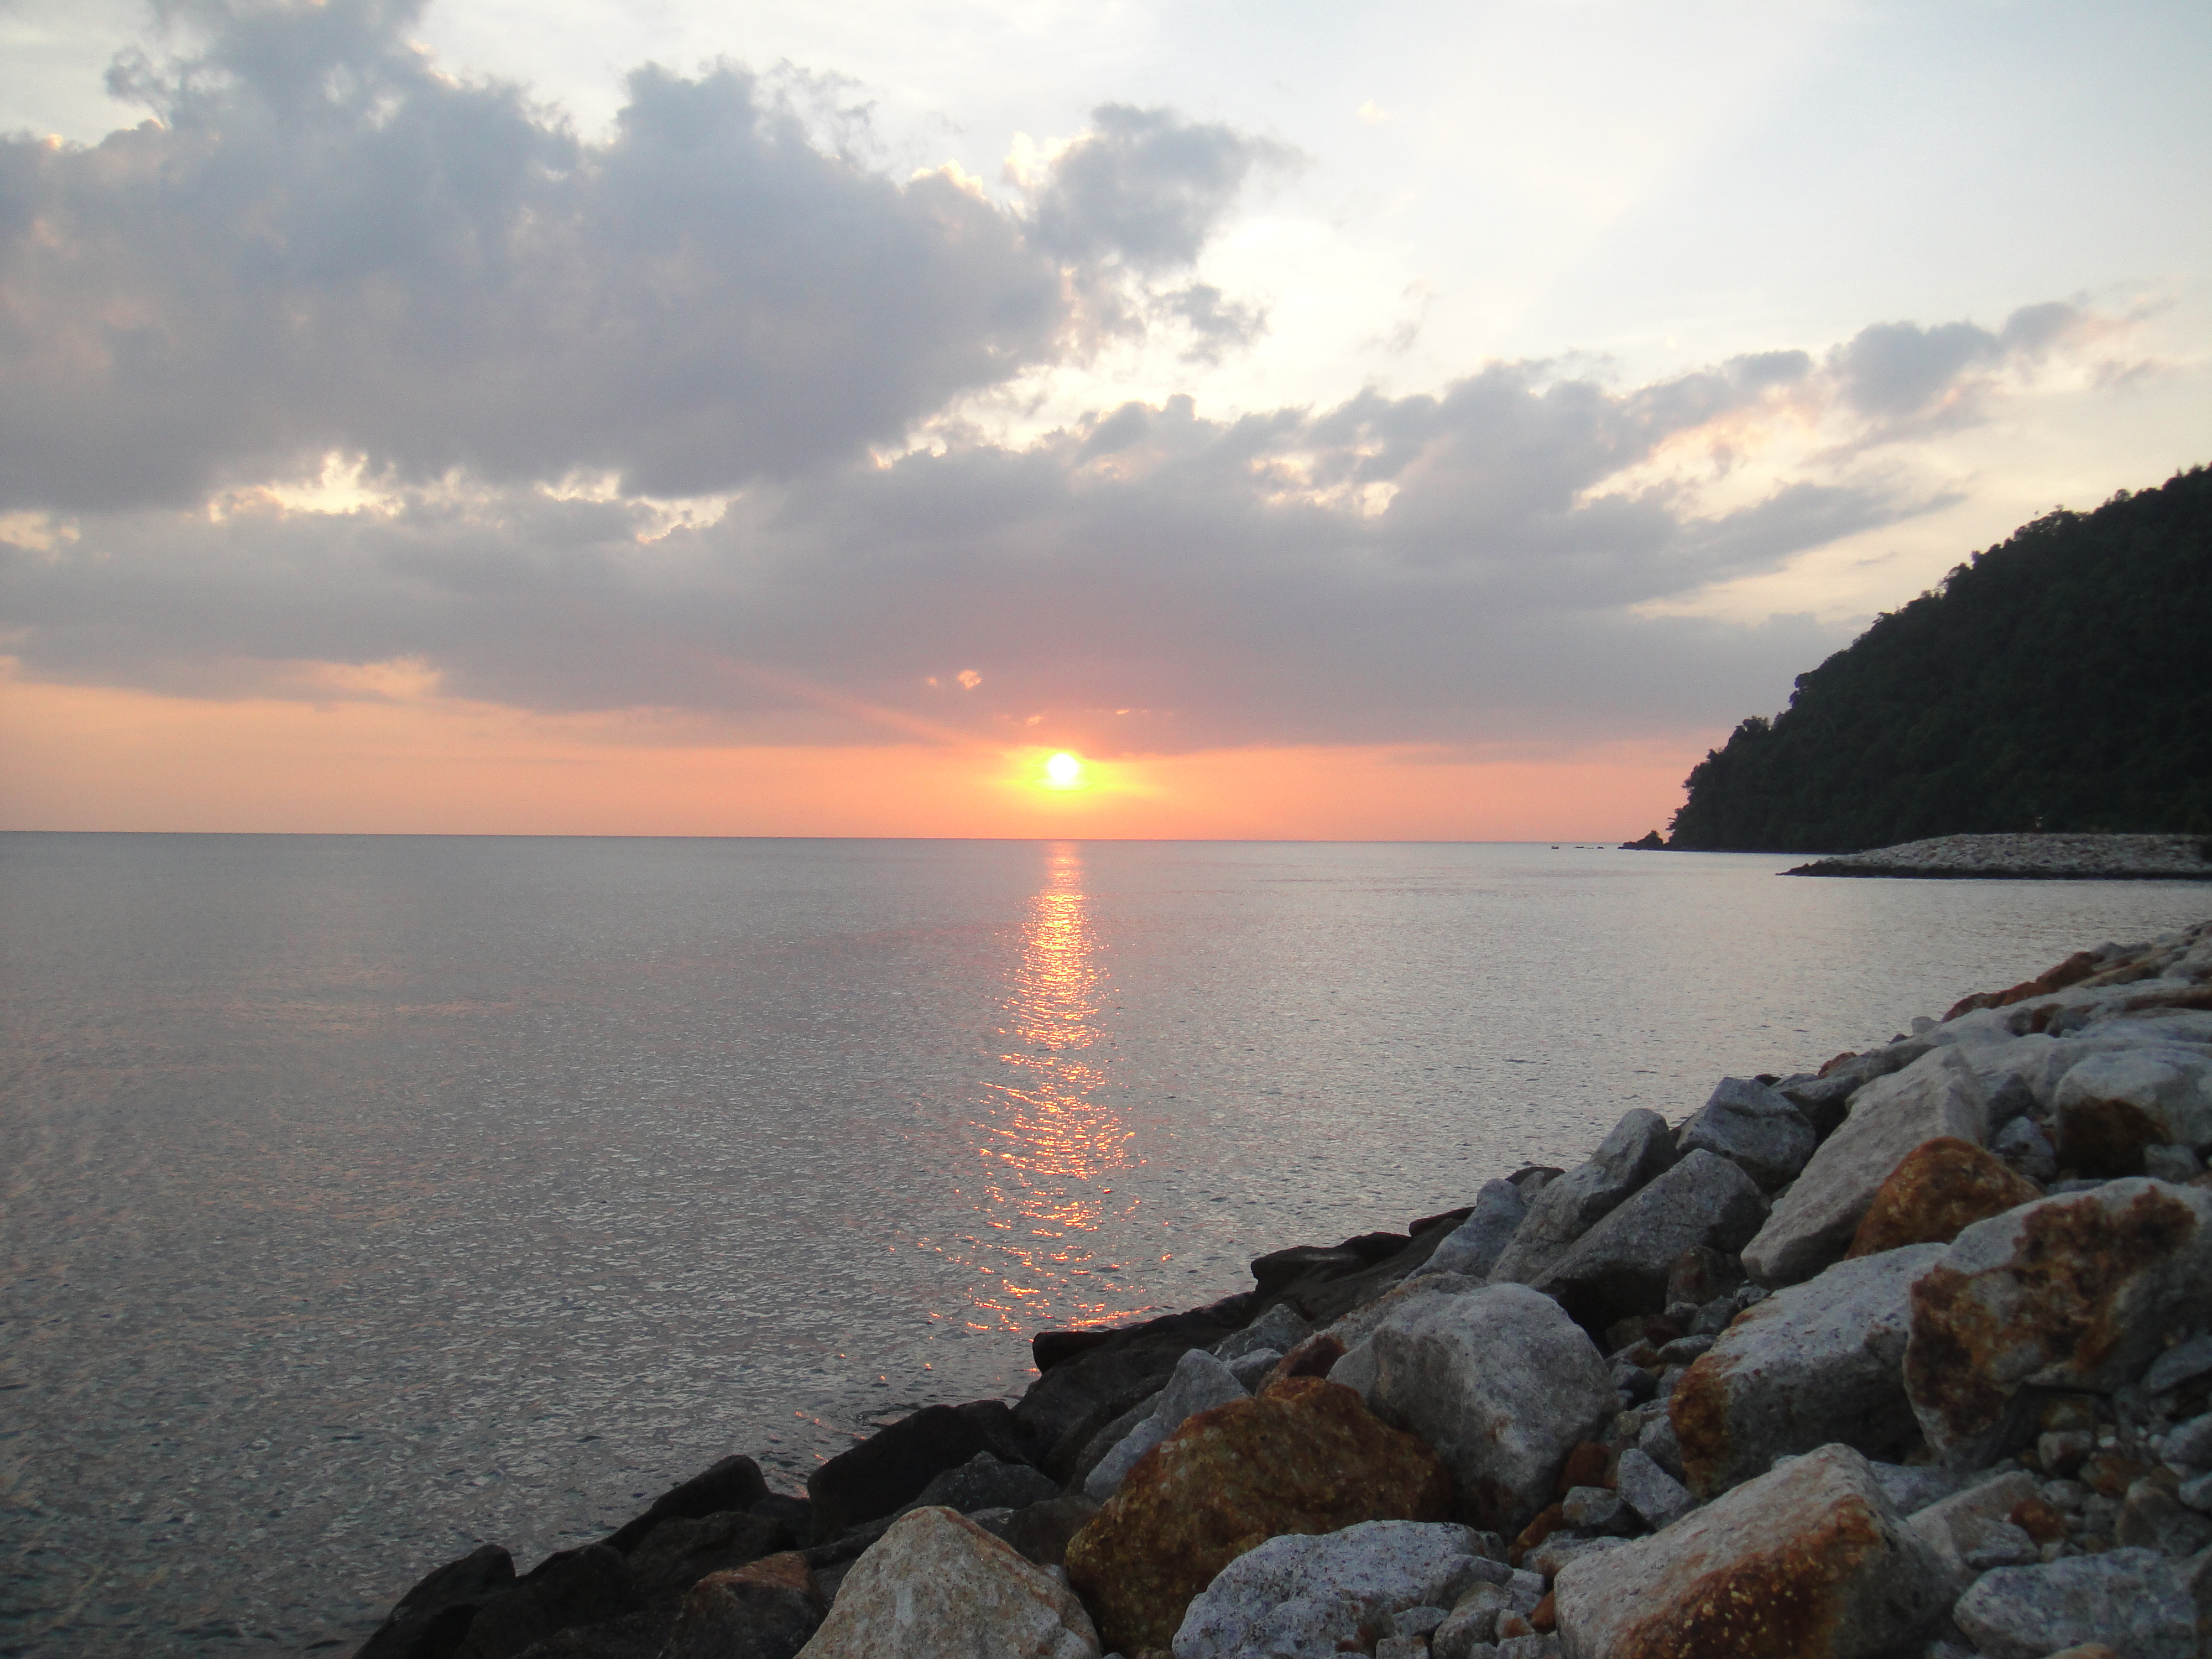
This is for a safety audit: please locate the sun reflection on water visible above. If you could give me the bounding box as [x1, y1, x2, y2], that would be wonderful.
[959, 843, 1149, 1334]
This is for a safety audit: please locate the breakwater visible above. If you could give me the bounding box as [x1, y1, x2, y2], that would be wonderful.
[1790, 833, 2212, 881]
[353, 916, 2212, 1659]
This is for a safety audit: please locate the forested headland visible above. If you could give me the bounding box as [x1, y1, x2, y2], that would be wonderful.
[1664, 465, 2212, 853]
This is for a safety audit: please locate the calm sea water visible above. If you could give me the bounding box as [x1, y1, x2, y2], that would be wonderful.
[2, 833, 2206, 1656]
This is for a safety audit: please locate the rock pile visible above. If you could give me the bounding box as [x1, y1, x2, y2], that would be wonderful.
[353, 917, 2212, 1659]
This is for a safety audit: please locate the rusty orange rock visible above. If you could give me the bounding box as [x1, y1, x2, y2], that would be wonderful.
[1904, 1180, 2212, 1463]
[1063, 1376, 1451, 1655]
[1550, 1445, 1947, 1659]
[1845, 1138, 2042, 1258]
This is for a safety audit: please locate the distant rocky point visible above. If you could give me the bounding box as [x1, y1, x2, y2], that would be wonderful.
[1789, 832, 2212, 881]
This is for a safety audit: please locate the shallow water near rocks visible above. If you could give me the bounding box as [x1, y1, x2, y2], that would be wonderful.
[2, 832, 2205, 1657]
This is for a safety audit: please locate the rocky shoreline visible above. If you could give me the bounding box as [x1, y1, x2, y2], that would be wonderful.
[353, 917, 2212, 1659]
[1788, 833, 2212, 881]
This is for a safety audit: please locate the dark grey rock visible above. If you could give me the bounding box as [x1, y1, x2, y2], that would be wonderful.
[1950, 1548, 2195, 1659]
[969, 1493, 1099, 1569]
[1527, 1151, 1768, 1333]
[2164, 1411, 2212, 1468]
[2118, 1477, 2212, 1556]
[358, 1543, 517, 1659]
[626, 1510, 789, 1604]
[901, 1451, 1060, 1519]
[2146, 1332, 2212, 1396]
[455, 1545, 643, 1659]
[658, 1564, 824, 1659]
[603, 1455, 771, 1556]
[508, 1606, 676, 1659]
[1678, 1077, 1817, 1191]
[1991, 1115, 2058, 1185]
[1488, 1111, 1678, 1287]
[806, 1400, 1035, 1543]
[1558, 1486, 1630, 1535]
[1015, 1294, 1251, 1479]
[1215, 1302, 1310, 1364]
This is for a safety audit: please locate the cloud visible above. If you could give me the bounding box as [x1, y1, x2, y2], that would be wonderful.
[2, 344, 1953, 755]
[1024, 103, 1298, 272]
[0, 6, 2115, 766]
[1829, 301, 2088, 429]
[0, 0, 1279, 512]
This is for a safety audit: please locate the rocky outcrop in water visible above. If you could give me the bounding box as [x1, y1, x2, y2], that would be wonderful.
[351, 916, 2212, 1659]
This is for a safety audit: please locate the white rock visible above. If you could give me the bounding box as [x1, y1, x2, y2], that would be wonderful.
[1906, 1469, 2040, 1593]
[1668, 1245, 1946, 1498]
[1677, 1077, 1817, 1190]
[1082, 1349, 1246, 1500]
[797, 1506, 1099, 1659]
[2053, 1044, 2212, 1165]
[1340, 1284, 1616, 1535]
[1950, 1548, 2195, 1659]
[1426, 1181, 1527, 1279]
[1170, 1520, 1483, 1659]
[1741, 1048, 1987, 1287]
[1611, 1448, 1692, 1530]
[1488, 1111, 1677, 1286]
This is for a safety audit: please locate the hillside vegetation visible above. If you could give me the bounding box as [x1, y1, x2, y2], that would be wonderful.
[1667, 465, 2212, 852]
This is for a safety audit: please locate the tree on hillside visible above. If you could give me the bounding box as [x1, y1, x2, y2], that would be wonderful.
[1666, 465, 2212, 852]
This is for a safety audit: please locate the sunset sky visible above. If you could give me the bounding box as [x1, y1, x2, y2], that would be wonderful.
[3, 0, 2208, 838]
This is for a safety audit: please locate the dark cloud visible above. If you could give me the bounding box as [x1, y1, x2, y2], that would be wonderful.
[0, 6, 2096, 762]
[1832, 302, 2083, 421]
[0, 1, 1274, 512]
[1025, 103, 1298, 271]
[2, 354, 1936, 753]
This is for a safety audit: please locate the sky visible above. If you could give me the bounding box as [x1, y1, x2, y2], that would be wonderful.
[1, 0, 2207, 838]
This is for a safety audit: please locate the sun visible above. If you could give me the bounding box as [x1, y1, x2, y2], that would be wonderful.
[1042, 752, 1085, 789]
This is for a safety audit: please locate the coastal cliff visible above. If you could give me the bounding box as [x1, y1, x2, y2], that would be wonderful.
[353, 917, 2212, 1659]
[1666, 466, 2212, 853]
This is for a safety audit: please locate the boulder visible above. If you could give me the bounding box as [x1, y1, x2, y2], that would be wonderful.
[357, 1544, 517, 1659]
[1742, 1050, 1989, 1287]
[1215, 1303, 1310, 1364]
[1991, 1115, 2058, 1185]
[1678, 1078, 1817, 1190]
[1015, 1297, 1252, 1480]
[1528, 1151, 1768, 1333]
[1778, 1040, 1937, 1136]
[1611, 1449, 1692, 1530]
[1844, 1137, 2042, 1258]
[455, 1545, 643, 1659]
[1427, 1181, 1527, 1279]
[1337, 1284, 1615, 1535]
[1083, 1349, 1248, 1500]
[604, 1455, 772, 1554]
[1904, 1180, 2212, 1464]
[627, 1510, 790, 1603]
[1170, 1520, 1491, 1659]
[1550, 1444, 1948, 1659]
[971, 1494, 1099, 1569]
[797, 1507, 1098, 1659]
[508, 1606, 674, 1658]
[807, 1402, 1035, 1543]
[2053, 1046, 2212, 1176]
[1949, 1548, 2196, 1659]
[660, 1553, 823, 1659]
[1904, 1470, 2041, 1593]
[1326, 1271, 1483, 1352]
[905, 1452, 1060, 1519]
[1488, 1112, 1677, 1286]
[1063, 1377, 1452, 1654]
[1671, 1246, 1945, 1498]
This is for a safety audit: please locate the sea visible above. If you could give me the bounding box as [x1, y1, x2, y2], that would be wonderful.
[2, 832, 2206, 1657]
